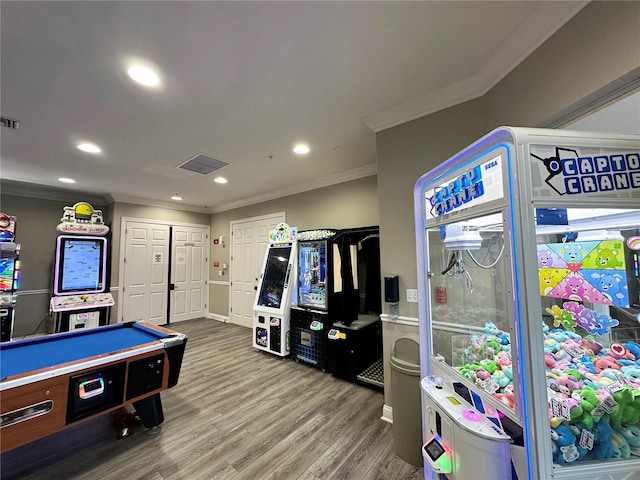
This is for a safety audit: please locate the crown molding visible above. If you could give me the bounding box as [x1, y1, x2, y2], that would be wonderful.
[207, 163, 377, 214]
[362, 1, 588, 133]
[108, 193, 211, 214]
[0, 180, 112, 206]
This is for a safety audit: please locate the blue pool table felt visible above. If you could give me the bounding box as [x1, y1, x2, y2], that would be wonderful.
[0, 324, 166, 380]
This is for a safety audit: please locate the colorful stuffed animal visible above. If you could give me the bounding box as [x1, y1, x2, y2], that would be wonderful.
[551, 423, 583, 464]
[621, 365, 640, 385]
[592, 356, 622, 373]
[623, 341, 640, 361]
[613, 423, 640, 456]
[591, 420, 614, 460]
[571, 386, 599, 428]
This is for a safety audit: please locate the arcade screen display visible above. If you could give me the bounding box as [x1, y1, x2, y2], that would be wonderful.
[54, 236, 107, 296]
[297, 240, 328, 310]
[0, 258, 15, 292]
[257, 245, 292, 309]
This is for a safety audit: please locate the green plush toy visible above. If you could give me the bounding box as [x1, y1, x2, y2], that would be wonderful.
[571, 386, 599, 429]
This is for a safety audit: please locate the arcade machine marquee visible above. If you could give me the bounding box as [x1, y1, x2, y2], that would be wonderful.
[414, 127, 640, 480]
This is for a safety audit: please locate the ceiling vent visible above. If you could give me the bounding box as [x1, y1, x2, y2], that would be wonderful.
[1, 116, 20, 129]
[177, 154, 229, 175]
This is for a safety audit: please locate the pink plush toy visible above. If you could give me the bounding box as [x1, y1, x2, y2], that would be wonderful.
[592, 356, 622, 373]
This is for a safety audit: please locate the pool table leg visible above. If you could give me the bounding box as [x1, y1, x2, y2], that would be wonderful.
[132, 393, 164, 430]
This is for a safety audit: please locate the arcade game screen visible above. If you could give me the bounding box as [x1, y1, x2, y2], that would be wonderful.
[0, 258, 15, 292]
[55, 237, 106, 295]
[257, 246, 292, 309]
[298, 241, 327, 310]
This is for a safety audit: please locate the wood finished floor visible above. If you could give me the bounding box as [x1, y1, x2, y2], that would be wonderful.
[1, 319, 423, 480]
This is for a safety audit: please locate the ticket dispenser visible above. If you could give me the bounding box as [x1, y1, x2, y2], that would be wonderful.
[421, 376, 511, 479]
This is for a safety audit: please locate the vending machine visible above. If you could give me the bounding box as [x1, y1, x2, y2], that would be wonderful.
[0, 213, 20, 342]
[414, 127, 640, 479]
[253, 222, 297, 357]
[50, 202, 113, 332]
[290, 229, 337, 369]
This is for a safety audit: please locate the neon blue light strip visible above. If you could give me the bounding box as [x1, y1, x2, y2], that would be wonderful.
[505, 144, 534, 480]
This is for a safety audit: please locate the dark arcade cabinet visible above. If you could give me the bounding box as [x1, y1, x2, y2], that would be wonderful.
[290, 229, 338, 370]
[326, 226, 383, 390]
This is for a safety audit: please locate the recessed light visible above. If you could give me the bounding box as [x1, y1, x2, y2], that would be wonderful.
[171, 195, 183, 201]
[76, 142, 102, 154]
[58, 177, 76, 184]
[127, 65, 160, 87]
[214, 177, 228, 184]
[293, 144, 310, 155]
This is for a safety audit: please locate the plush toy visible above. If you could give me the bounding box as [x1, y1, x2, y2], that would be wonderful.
[484, 322, 501, 340]
[492, 369, 512, 389]
[557, 374, 581, 395]
[591, 420, 614, 460]
[581, 337, 603, 356]
[606, 343, 636, 361]
[611, 427, 631, 459]
[479, 359, 498, 375]
[613, 423, 640, 456]
[611, 425, 631, 458]
[623, 341, 640, 361]
[621, 365, 640, 385]
[571, 386, 599, 428]
[551, 423, 583, 464]
[497, 351, 512, 368]
[592, 356, 622, 373]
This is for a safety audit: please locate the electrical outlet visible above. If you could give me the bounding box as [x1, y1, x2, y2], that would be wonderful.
[406, 288, 418, 303]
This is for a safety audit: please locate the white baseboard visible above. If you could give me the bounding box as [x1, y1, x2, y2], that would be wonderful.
[381, 404, 393, 424]
[207, 313, 228, 323]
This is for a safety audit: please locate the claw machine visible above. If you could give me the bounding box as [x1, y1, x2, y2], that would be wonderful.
[290, 229, 337, 369]
[414, 127, 640, 479]
[253, 222, 297, 357]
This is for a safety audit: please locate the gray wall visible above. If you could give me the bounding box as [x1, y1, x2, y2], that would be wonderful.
[376, 1, 640, 409]
[209, 175, 378, 318]
[0, 194, 108, 337]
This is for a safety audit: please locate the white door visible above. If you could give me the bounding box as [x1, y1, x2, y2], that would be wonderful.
[170, 225, 209, 323]
[122, 222, 170, 326]
[230, 213, 284, 327]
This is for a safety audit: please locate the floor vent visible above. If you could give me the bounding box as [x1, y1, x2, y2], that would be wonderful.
[1, 116, 20, 129]
[178, 154, 229, 175]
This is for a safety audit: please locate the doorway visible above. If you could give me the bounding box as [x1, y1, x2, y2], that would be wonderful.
[119, 219, 210, 326]
[229, 212, 284, 327]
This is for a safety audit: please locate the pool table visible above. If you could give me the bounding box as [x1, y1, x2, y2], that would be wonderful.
[0, 321, 187, 453]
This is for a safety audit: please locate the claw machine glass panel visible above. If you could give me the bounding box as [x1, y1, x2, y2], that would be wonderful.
[415, 127, 640, 480]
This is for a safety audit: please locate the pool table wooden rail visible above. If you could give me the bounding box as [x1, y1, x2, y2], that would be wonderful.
[0, 323, 186, 453]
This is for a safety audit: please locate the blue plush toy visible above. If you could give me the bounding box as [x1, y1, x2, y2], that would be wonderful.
[623, 341, 640, 361]
[591, 420, 614, 460]
[551, 423, 583, 464]
[611, 428, 631, 458]
[614, 422, 640, 456]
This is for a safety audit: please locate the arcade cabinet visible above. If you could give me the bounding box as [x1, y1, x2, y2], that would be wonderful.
[0, 213, 20, 342]
[50, 202, 114, 332]
[414, 127, 640, 480]
[290, 229, 337, 369]
[253, 222, 297, 357]
[326, 226, 383, 389]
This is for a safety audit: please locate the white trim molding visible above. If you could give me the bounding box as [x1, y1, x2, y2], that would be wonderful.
[381, 404, 393, 424]
[380, 313, 419, 327]
[207, 313, 229, 323]
[209, 280, 230, 286]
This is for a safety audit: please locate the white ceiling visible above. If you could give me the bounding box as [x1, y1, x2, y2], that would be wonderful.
[1, 1, 587, 213]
